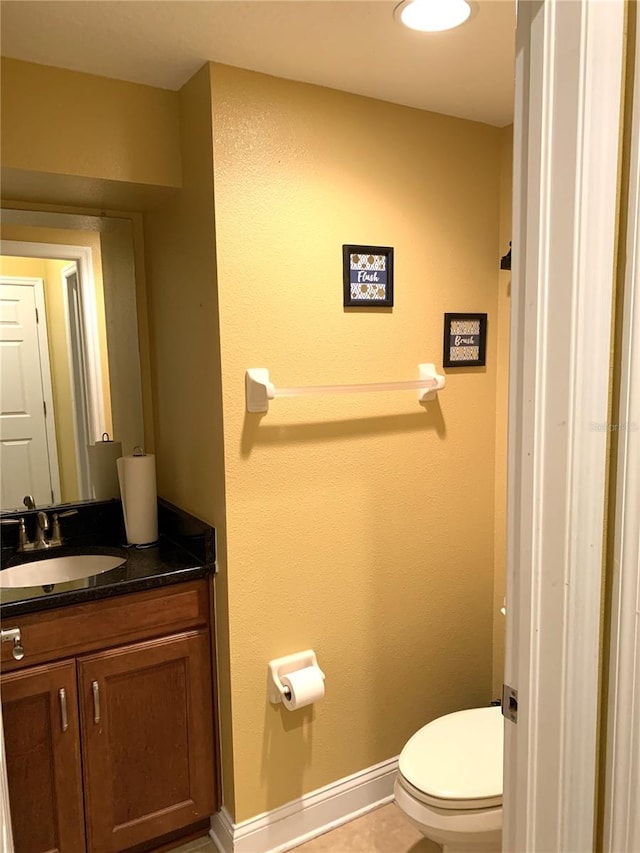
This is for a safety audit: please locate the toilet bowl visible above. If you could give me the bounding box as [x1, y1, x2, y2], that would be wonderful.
[394, 705, 503, 853]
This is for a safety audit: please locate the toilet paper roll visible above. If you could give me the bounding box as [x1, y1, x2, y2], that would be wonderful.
[281, 666, 325, 711]
[88, 439, 122, 500]
[116, 453, 158, 545]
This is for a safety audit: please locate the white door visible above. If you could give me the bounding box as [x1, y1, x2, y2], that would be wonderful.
[0, 278, 60, 509]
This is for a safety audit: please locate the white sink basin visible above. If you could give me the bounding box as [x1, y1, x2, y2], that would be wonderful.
[0, 554, 126, 588]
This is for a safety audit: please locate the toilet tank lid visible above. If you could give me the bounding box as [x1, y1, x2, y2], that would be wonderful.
[398, 706, 503, 802]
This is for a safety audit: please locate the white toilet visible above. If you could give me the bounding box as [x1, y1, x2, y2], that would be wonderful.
[394, 705, 503, 853]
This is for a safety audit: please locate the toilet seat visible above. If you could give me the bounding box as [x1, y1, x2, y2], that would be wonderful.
[398, 706, 503, 811]
[397, 770, 501, 811]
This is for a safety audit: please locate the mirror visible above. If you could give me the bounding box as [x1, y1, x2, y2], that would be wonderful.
[0, 208, 145, 510]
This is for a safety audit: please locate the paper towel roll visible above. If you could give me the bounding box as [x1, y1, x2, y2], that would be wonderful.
[116, 452, 158, 545]
[88, 437, 122, 500]
[281, 666, 325, 711]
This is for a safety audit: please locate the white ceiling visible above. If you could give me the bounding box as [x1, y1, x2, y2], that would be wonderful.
[0, 0, 515, 127]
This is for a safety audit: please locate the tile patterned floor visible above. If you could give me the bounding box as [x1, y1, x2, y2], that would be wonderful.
[168, 803, 441, 852]
[292, 804, 440, 852]
[168, 838, 218, 853]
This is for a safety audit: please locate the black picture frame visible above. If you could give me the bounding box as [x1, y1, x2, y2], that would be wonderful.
[343, 245, 394, 307]
[443, 313, 487, 367]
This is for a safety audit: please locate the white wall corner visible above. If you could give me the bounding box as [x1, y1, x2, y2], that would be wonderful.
[209, 757, 398, 853]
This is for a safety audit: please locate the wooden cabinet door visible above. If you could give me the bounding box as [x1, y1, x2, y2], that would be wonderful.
[78, 630, 215, 853]
[1, 660, 86, 853]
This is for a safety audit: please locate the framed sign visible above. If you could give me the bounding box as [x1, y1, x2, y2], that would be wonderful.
[443, 313, 487, 367]
[343, 245, 394, 307]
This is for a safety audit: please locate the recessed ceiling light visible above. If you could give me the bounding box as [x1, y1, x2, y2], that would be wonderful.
[394, 0, 475, 33]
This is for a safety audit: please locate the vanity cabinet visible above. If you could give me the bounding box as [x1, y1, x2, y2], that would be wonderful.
[0, 580, 217, 853]
[1, 661, 86, 853]
[79, 630, 214, 851]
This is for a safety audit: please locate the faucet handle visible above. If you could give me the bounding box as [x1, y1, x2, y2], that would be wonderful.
[51, 509, 78, 544]
[0, 517, 30, 550]
[23, 495, 36, 509]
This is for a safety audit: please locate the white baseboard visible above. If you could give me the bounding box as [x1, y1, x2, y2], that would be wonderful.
[209, 756, 399, 853]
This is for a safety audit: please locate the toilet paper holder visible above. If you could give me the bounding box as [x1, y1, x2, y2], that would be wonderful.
[267, 649, 324, 704]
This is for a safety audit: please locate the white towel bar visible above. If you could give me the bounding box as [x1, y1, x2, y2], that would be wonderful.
[245, 363, 445, 413]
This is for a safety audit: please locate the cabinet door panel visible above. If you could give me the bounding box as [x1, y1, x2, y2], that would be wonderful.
[79, 630, 215, 853]
[1, 660, 86, 853]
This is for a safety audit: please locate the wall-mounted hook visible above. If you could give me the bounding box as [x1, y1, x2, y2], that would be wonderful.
[500, 242, 512, 271]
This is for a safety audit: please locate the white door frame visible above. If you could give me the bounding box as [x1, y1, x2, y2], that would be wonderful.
[505, 1, 625, 851]
[0, 240, 105, 444]
[0, 276, 62, 505]
[60, 262, 93, 499]
[602, 13, 640, 850]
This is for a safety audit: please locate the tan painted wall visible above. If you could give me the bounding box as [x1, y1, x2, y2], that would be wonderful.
[142, 66, 233, 808]
[492, 127, 513, 699]
[208, 64, 502, 821]
[0, 255, 79, 500]
[0, 58, 181, 188]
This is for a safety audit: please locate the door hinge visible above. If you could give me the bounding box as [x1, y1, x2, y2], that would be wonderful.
[502, 683, 518, 724]
[35, 307, 39, 323]
[43, 400, 47, 417]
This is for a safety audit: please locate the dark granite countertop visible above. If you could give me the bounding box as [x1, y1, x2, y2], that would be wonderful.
[0, 499, 216, 618]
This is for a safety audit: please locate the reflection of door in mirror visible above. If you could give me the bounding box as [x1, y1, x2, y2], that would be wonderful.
[0, 210, 146, 513]
[0, 245, 111, 509]
[0, 276, 61, 508]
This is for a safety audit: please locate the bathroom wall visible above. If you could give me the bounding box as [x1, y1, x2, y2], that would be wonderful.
[0, 58, 181, 189]
[206, 63, 503, 821]
[1, 56, 509, 825]
[142, 65, 234, 808]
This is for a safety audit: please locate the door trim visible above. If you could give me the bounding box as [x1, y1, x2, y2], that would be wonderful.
[603, 7, 640, 847]
[505, 1, 625, 850]
[60, 262, 93, 499]
[0, 276, 61, 504]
